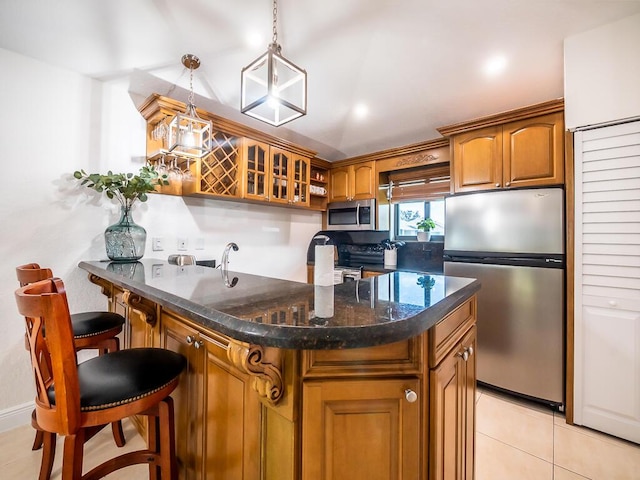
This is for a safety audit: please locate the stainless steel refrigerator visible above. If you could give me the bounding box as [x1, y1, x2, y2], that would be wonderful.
[444, 187, 565, 407]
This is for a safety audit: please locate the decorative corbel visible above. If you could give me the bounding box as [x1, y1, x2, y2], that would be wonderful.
[227, 339, 284, 405]
[88, 273, 111, 298]
[122, 290, 157, 327]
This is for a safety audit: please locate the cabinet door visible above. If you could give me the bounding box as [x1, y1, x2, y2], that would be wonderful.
[429, 326, 476, 480]
[292, 155, 311, 207]
[302, 378, 421, 480]
[269, 147, 290, 204]
[352, 161, 375, 200]
[452, 126, 502, 192]
[244, 140, 269, 201]
[200, 332, 262, 480]
[329, 167, 350, 202]
[160, 313, 204, 480]
[502, 112, 564, 188]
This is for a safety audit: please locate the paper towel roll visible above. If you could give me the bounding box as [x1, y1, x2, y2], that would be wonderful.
[314, 285, 334, 319]
[314, 245, 334, 286]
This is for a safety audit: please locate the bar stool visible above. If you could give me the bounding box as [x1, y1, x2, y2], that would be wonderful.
[16, 263, 126, 480]
[15, 277, 186, 480]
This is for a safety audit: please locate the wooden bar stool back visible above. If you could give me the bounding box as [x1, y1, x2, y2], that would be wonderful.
[15, 277, 186, 480]
[16, 263, 125, 354]
[16, 263, 127, 480]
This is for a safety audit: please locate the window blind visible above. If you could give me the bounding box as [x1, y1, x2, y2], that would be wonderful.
[386, 165, 450, 202]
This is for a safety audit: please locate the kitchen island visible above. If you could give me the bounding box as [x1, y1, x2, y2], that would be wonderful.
[80, 259, 480, 480]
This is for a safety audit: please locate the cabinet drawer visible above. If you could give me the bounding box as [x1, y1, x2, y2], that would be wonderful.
[302, 337, 422, 378]
[429, 297, 476, 368]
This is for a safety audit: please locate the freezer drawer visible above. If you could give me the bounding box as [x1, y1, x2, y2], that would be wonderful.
[444, 261, 564, 405]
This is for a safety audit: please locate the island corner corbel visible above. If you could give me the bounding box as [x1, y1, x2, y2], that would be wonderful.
[227, 338, 285, 405]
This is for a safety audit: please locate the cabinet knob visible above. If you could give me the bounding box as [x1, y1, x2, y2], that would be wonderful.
[505, 182, 511, 187]
[186, 335, 194, 345]
[609, 300, 618, 307]
[457, 348, 470, 361]
[495, 183, 500, 187]
[467, 346, 474, 357]
[194, 340, 203, 349]
[404, 389, 418, 403]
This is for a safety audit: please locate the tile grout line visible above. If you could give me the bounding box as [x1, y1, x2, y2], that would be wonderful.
[476, 430, 555, 470]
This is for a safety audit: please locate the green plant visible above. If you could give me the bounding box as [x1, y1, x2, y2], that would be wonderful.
[73, 165, 168, 210]
[415, 218, 437, 232]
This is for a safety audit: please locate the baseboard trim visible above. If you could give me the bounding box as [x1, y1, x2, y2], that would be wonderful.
[0, 401, 33, 433]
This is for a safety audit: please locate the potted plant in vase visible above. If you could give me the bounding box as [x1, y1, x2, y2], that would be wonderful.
[74, 165, 168, 262]
[415, 218, 437, 242]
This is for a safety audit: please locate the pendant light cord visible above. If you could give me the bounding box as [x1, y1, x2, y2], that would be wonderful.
[272, 0, 278, 44]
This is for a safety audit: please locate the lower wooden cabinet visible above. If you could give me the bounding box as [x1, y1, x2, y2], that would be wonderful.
[430, 326, 476, 480]
[302, 378, 421, 480]
[160, 311, 262, 480]
[104, 277, 477, 480]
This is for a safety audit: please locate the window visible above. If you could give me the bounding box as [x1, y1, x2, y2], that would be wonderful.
[383, 163, 450, 240]
[395, 200, 445, 239]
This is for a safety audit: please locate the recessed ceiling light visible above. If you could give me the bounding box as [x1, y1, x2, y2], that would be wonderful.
[354, 103, 369, 119]
[484, 55, 508, 76]
[246, 31, 263, 49]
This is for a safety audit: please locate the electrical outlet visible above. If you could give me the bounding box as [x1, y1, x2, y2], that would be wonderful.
[152, 237, 164, 251]
[177, 238, 188, 251]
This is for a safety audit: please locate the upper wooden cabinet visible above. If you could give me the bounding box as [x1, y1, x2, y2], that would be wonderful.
[138, 94, 318, 209]
[329, 161, 375, 202]
[241, 140, 311, 207]
[439, 100, 565, 193]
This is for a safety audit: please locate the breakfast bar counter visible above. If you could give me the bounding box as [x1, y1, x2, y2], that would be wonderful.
[80, 259, 480, 480]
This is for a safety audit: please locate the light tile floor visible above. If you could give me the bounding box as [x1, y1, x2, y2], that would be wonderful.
[476, 388, 640, 480]
[1, 390, 639, 479]
[0, 418, 148, 479]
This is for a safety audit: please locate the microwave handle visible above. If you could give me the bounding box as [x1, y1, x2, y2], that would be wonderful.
[356, 204, 360, 226]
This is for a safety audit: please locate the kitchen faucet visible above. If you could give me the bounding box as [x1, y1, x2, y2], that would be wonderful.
[221, 242, 239, 270]
[219, 242, 239, 287]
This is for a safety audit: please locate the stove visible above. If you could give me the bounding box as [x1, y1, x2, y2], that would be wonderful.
[337, 243, 384, 267]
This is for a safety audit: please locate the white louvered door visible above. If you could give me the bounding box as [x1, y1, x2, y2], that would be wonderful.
[574, 120, 640, 443]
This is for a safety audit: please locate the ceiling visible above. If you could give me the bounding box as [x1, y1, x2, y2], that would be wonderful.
[2, 0, 640, 161]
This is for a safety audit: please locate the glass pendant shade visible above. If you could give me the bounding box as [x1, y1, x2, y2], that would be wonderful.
[241, 43, 307, 126]
[166, 54, 212, 158]
[167, 103, 212, 158]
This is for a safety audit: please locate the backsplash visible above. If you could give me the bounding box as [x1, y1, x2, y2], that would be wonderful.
[397, 241, 444, 274]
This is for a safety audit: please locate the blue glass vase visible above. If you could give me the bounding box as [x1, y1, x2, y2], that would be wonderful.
[104, 206, 146, 262]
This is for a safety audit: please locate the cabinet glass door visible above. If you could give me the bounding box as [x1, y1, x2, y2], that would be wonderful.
[270, 150, 290, 203]
[245, 142, 268, 199]
[293, 156, 310, 206]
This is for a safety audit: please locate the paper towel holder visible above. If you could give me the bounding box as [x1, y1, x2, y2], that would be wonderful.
[313, 234, 330, 245]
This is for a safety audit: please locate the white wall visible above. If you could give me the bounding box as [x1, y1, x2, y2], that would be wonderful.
[0, 48, 321, 428]
[564, 13, 640, 129]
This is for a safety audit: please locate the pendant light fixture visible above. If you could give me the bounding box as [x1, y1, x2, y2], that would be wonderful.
[167, 54, 212, 158]
[241, 0, 307, 126]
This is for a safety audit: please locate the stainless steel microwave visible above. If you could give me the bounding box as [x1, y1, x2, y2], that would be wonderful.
[326, 199, 376, 231]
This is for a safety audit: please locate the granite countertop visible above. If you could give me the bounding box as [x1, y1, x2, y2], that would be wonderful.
[79, 259, 479, 350]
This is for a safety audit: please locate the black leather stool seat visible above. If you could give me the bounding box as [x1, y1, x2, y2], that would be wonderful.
[70, 311, 125, 339]
[48, 348, 186, 411]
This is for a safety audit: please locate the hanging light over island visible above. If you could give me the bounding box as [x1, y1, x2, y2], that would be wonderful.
[167, 54, 212, 158]
[240, 0, 307, 126]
